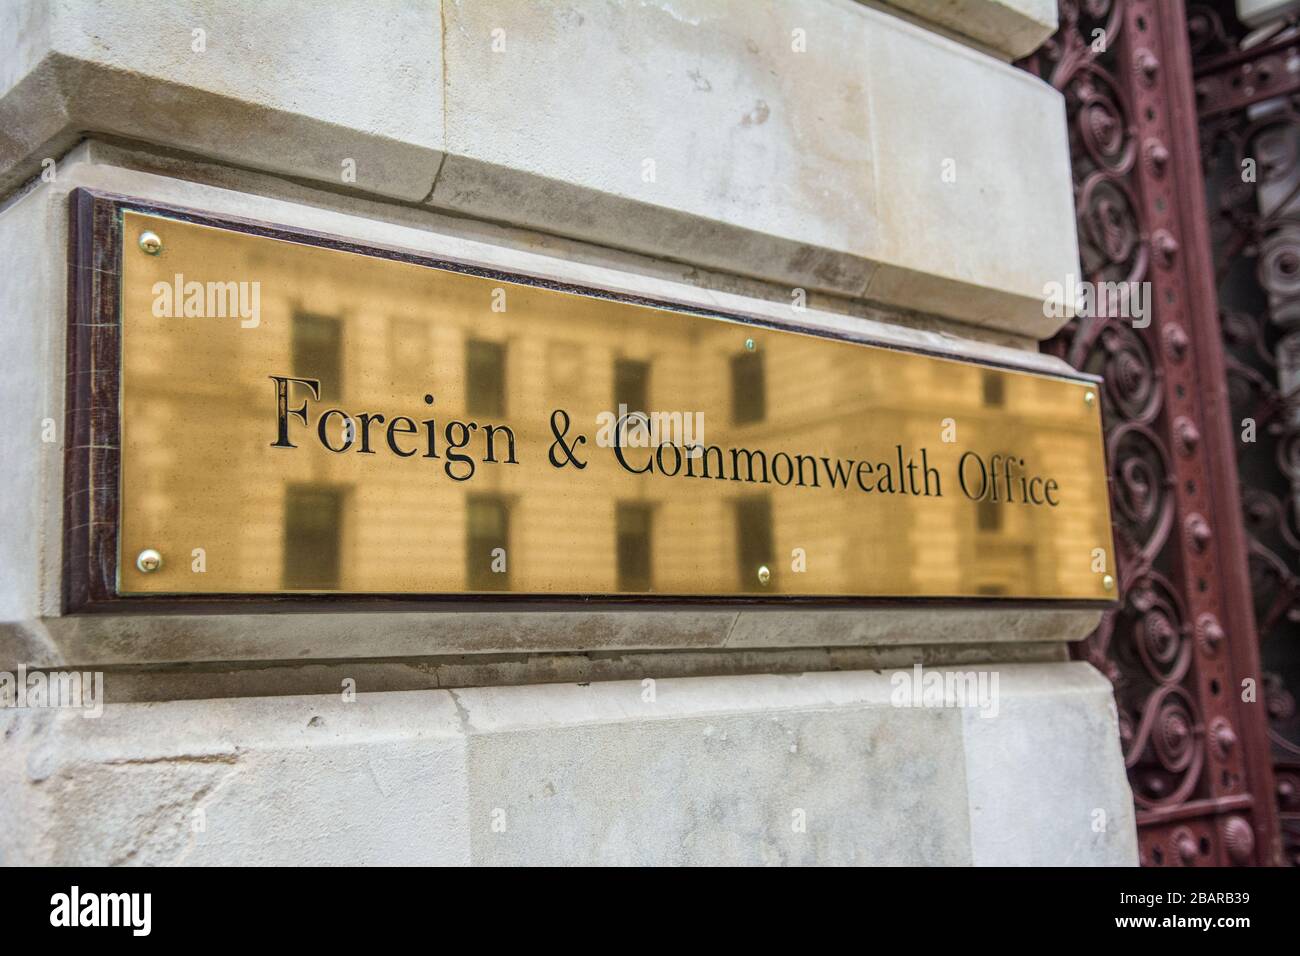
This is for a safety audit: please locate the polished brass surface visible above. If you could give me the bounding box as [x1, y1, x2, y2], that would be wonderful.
[117, 211, 1114, 599]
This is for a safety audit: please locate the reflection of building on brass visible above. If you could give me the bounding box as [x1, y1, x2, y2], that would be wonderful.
[977, 497, 1002, 532]
[117, 211, 1113, 598]
[293, 313, 343, 397]
[613, 358, 649, 414]
[466, 494, 509, 591]
[730, 350, 766, 425]
[466, 339, 506, 417]
[615, 502, 653, 592]
[981, 369, 1005, 407]
[736, 496, 774, 593]
[283, 484, 344, 590]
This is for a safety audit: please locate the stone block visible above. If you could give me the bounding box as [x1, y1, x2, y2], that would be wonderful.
[0, 664, 1137, 865]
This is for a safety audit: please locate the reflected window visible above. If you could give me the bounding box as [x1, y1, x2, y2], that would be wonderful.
[614, 358, 649, 414]
[467, 339, 506, 416]
[977, 498, 1002, 532]
[731, 350, 766, 425]
[735, 496, 773, 592]
[283, 484, 344, 590]
[467, 494, 510, 591]
[981, 369, 1005, 407]
[293, 312, 343, 398]
[616, 502, 653, 592]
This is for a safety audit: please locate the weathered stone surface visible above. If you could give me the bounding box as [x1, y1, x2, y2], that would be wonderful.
[2, 1, 1079, 336]
[4, 607, 1098, 669]
[0, 0, 443, 201]
[964, 663, 1137, 865]
[462, 677, 968, 866]
[878, 0, 1058, 59]
[436, 0, 1078, 336]
[0, 664, 1137, 865]
[0, 169, 61, 623]
[0, 691, 470, 865]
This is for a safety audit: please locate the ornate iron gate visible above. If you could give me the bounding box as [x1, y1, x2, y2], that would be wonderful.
[1192, 0, 1300, 866]
[1020, 0, 1284, 866]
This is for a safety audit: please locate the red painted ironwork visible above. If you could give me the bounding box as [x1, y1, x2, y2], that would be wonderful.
[1192, 1, 1300, 866]
[1194, 29, 1300, 119]
[1020, 0, 1282, 865]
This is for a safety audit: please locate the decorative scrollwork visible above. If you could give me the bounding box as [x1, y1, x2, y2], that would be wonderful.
[1196, 0, 1300, 867]
[1127, 683, 1206, 809]
[1022, 0, 1288, 865]
[1029, 1, 1209, 828]
[1078, 174, 1149, 282]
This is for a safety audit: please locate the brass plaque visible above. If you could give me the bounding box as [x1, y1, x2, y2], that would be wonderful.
[116, 210, 1114, 600]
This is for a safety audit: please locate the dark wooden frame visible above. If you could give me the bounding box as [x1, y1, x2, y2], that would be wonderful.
[64, 187, 1116, 614]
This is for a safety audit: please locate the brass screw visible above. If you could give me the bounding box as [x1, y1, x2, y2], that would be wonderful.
[745, 337, 756, 351]
[1084, 390, 1096, 406]
[757, 564, 771, 585]
[136, 548, 163, 573]
[138, 230, 162, 255]
[1102, 574, 1115, 592]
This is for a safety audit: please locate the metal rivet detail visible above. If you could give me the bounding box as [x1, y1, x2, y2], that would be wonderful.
[1196, 613, 1225, 655]
[1175, 416, 1201, 454]
[138, 230, 162, 255]
[757, 564, 771, 585]
[136, 548, 163, 573]
[1186, 513, 1212, 552]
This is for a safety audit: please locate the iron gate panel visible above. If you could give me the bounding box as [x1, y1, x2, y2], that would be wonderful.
[1021, 0, 1283, 866]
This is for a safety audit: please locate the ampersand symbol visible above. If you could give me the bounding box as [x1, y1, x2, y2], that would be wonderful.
[548, 408, 588, 469]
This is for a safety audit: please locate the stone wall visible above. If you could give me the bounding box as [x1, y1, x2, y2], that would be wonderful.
[0, 1, 1137, 865]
